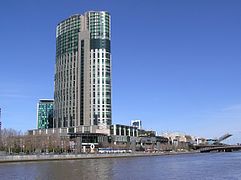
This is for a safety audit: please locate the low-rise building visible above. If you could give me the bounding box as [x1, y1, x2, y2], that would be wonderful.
[110, 124, 139, 145]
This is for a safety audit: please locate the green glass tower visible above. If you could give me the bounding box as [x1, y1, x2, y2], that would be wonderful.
[37, 99, 54, 129]
[54, 11, 112, 132]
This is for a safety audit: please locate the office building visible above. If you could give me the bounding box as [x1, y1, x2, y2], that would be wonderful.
[37, 99, 54, 129]
[54, 11, 112, 132]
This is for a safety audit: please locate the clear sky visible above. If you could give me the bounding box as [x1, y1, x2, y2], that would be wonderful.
[0, 0, 241, 141]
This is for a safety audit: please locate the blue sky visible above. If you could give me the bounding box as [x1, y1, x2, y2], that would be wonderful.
[0, 0, 241, 141]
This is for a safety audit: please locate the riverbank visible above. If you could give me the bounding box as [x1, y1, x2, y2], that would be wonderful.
[0, 151, 198, 163]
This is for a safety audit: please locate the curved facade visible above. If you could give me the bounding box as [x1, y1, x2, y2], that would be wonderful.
[54, 11, 111, 131]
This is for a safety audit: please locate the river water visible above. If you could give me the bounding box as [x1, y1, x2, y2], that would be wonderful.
[0, 152, 241, 180]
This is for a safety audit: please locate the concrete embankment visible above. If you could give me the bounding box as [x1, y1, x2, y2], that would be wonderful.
[0, 152, 197, 163]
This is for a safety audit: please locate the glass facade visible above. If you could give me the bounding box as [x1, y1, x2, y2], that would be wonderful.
[56, 15, 81, 57]
[37, 100, 54, 129]
[55, 15, 82, 128]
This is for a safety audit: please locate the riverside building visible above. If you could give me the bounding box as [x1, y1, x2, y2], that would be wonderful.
[37, 99, 54, 129]
[54, 11, 112, 133]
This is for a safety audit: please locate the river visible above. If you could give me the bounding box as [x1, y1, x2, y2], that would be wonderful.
[0, 152, 241, 180]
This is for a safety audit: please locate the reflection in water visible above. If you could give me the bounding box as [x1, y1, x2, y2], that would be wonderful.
[0, 159, 114, 180]
[0, 152, 241, 180]
[41, 159, 114, 180]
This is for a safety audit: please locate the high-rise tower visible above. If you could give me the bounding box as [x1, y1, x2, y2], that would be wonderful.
[37, 99, 54, 129]
[54, 11, 111, 132]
